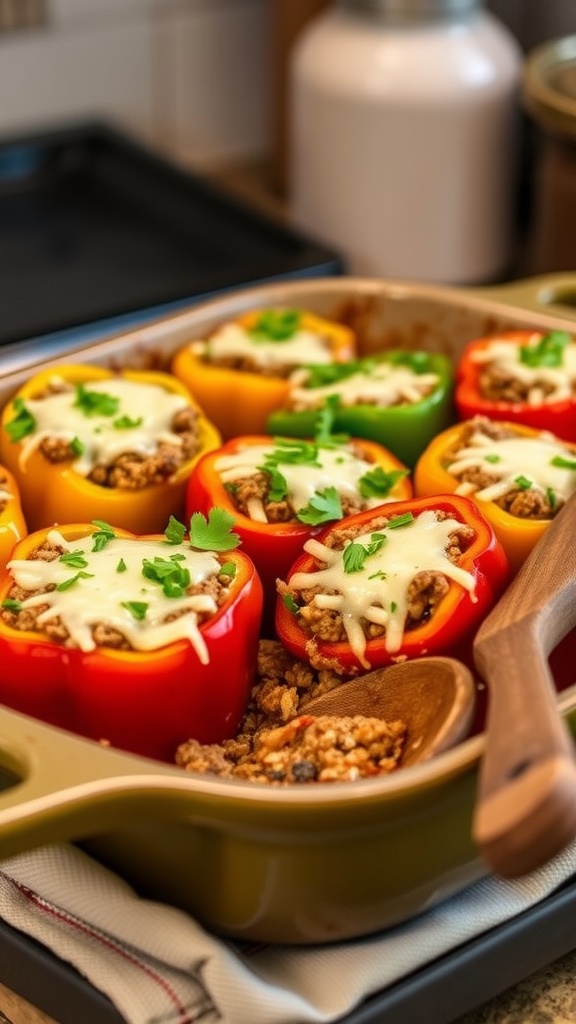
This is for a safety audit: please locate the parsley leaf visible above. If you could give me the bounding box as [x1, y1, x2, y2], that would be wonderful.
[142, 555, 191, 598]
[5, 397, 36, 443]
[113, 415, 143, 430]
[282, 593, 300, 615]
[70, 436, 85, 456]
[343, 531, 388, 573]
[551, 455, 576, 471]
[1, 598, 22, 612]
[116, 558, 127, 573]
[386, 512, 414, 529]
[91, 520, 116, 551]
[297, 486, 343, 525]
[164, 516, 186, 545]
[358, 466, 407, 499]
[249, 308, 301, 342]
[59, 550, 89, 569]
[189, 508, 241, 551]
[519, 331, 571, 368]
[218, 561, 237, 580]
[121, 601, 148, 621]
[74, 383, 120, 418]
[56, 570, 94, 591]
[514, 475, 532, 490]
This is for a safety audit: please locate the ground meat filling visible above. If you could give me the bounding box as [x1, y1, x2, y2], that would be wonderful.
[34, 382, 202, 490]
[225, 442, 377, 523]
[0, 538, 230, 650]
[175, 640, 406, 783]
[478, 364, 560, 404]
[444, 417, 567, 520]
[284, 512, 473, 650]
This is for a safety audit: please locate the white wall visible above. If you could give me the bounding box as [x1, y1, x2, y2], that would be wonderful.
[0, 0, 271, 165]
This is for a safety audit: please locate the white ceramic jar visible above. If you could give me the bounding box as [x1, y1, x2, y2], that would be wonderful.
[289, 0, 522, 285]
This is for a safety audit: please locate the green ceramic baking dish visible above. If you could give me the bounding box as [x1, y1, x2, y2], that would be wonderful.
[1, 272, 576, 946]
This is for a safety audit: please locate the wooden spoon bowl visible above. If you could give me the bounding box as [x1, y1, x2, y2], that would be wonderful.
[299, 656, 477, 768]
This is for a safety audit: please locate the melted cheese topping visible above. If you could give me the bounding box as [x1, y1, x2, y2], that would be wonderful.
[471, 336, 576, 405]
[18, 378, 189, 474]
[289, 511, 475, 666]
[447, 428, 576, 505]
[215, 442, 394, 520]
[287, 363, 439, 410]
[0, 489, 12, 503]
[7, 531, 225, 662]
[194, 322, 334, 369]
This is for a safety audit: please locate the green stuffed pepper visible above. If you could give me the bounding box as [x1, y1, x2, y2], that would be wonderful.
[266, 351, 454, 468]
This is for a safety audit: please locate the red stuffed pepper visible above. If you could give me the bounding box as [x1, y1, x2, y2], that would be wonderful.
[186, 427, 411, 624]
[0, 511, 263, 762]
[276, 494, 509, 676]
[455, 329, 576, 440]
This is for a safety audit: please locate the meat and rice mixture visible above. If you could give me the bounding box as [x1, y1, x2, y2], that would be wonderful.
[444, 416, 576, 519]
[470, 332, 576, 405]
[277, 510, 476, 666]
[9, 375, 202, 490]
[176, 639, 406, 783]
[284, 356, 440, 413]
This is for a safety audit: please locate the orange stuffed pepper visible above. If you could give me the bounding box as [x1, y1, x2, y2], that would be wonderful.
[0, 464, 27, 569]
[171, 307, 356, 439]
[0, 364, 221, 534]
[414, 415, 576, 574]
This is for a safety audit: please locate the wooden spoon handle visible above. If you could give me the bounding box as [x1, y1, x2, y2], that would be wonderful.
[472, 490, 576, 877]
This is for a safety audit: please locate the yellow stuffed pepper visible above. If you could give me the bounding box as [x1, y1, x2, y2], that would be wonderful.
[414, 415, 576, 574]
[0, 364, 221, 534]
[0, 464, 27, 569]
[171, 306, 356, 439]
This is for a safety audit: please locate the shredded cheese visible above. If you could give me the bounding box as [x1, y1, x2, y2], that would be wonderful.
[287, 362, 439, 411]
[7, 530, 226, 663]
[17, 378, 189, 474]
[447, 426, 576, 505]
[470, 335, 576, 405]
[289, 511, 476, 666]
[194, 322, 335, 370]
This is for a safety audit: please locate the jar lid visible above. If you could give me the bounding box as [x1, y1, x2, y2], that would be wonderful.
[340, 0, 480, 19]
[523, 34, 576, 141]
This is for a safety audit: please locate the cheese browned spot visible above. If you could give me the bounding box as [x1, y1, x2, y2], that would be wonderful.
[4, 530, 229, 663]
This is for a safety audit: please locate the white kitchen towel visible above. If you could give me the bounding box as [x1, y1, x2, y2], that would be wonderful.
[1, 840, 576, 1024]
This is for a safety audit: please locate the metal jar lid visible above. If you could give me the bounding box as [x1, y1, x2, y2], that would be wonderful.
[339, 0, 481, 20]
[523, 34, 576, 141]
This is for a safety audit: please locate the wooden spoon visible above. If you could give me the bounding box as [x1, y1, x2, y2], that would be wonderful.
[299, 656, 476, 768]
[473, 489, 576, 878]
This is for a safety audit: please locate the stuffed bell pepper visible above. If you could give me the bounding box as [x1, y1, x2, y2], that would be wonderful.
[0, 364, 222, 534]
[0, 464, 27, 570]
[186, 411, 411, 622]
[0, 511, 263, 761]
[276, 494, 509, 676]
[455, 329, 576, 440]
[170, 306, 356, 439]
[266, 350, 454, 468]
[414, 415, 576, 574]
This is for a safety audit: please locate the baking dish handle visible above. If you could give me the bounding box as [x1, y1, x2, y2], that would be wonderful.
[470, 273, 576, 321]
[0, 707, 200, 860]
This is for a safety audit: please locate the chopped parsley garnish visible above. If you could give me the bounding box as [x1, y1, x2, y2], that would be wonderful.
[343, 532, 387, 573]
[551, 455, 576, 470]
[298, 486, 342, 525]
[218, 561, 237, 580]
[164, 515, 187, 546]
[116, 558, 127, 573]
[189, 508, 241, 551]
[386, 512, 415, 529]
[5, 397, 36, 443]
[547, 487, 557, 509]
[514, 475, 532, 490]
[385, 350, 431, 374]
[265, 465, 289, 503]
[91, 520, 116, 551]
[249, 308, 301, 342]
[142, 555, 191, 598]
[59, 550, 89, 569]
[368, 570, 387, 581]
[74, 383, 120, 418]
[56, 570, 94, 591]
[484, 454, 501, 464]
[358, 465, 407, 499]
[519, 330, 572, 368]
[1, 598, 22, 612]
[303, 357, 377, 390]
[390, 601, 398, 612]
[313, 395, 348, 445]
[283, 593, 301, 615]
[69, 436, 85, 457]
[113, 415, 143, 430]
[122, 601, 148, 621]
